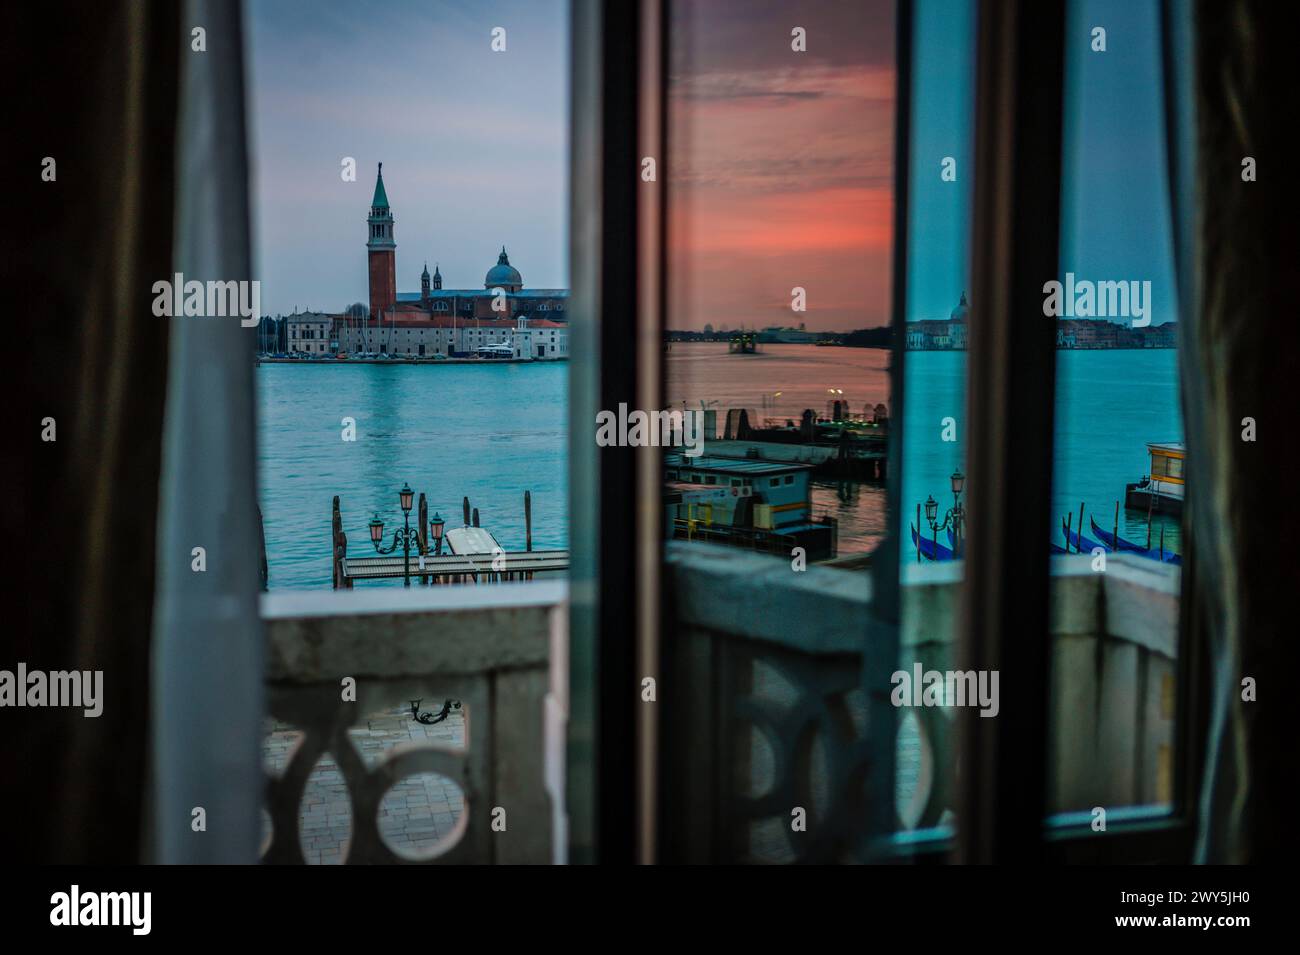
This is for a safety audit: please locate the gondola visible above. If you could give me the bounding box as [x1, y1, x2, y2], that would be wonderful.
[911, 523, 955, 561]
[1060, 519, 1105, 555]
[923, 522, 1068, 557]
[1090, 516, 1182, 565]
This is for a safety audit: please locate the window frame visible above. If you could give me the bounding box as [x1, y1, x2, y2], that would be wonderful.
[571, 0, 1208, 864]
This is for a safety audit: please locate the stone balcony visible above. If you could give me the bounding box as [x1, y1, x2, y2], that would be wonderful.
[259, 582, 565, 864]
[258, 547, 1178, 864]
[661, 543, 1179, 863]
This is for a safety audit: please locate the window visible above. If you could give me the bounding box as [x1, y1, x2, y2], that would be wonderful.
[247, 0, 570, 864]
[1045, 0, 1184, 818]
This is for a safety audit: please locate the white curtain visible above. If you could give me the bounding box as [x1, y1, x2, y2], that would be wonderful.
[151, 0, 264, 863]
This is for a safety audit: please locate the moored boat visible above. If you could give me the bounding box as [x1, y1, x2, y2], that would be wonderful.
[475, 342, 514, 359]
[1125, 442, 1184, 516]
[911, 524, 955, 561]
[1090, 516, 1181, 564]
[1060, 519, 1105, 554]
[665, 453, 837, 560]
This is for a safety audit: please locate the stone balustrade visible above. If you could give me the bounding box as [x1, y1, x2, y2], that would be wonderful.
[662, 543, 1180, 862]
[260, 582, 564, 864]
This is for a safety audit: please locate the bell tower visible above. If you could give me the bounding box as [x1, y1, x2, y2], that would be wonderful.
[367, 163, 397, 319]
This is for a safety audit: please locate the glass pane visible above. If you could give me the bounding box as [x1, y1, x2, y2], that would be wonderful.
[662, 0, 897, 862]
[248, 2, 570, 589]
[666, 0, 895, 564]
[246, 0, 569, 865]
[895, 0, 976, 837]
[1046, 0, 1182, 817]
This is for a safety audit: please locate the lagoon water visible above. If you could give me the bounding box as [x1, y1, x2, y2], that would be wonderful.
[257, 361, 568, 590]
[257, 344, 1181, 589]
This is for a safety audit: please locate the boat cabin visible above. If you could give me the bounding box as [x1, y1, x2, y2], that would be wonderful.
[664, 453, 836, 559]
[1125, 441, 1185, 516]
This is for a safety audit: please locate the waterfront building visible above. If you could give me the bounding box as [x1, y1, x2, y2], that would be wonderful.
[285, 311, 333, 355]
[1054, 318, 1176, 349]
[901, 292, 1175, 350]
[905, 292, 968, 350]
[335, 313, 568, 360]
[361, 163, 568, 333]
[508, 315, 568, 359]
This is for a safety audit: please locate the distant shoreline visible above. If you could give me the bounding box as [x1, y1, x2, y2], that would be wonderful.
[256, 356, 566, 365]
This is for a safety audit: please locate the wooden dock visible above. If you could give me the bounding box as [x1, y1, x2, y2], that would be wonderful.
[330, 489, 566, 588]
[340, 550, 568, 585]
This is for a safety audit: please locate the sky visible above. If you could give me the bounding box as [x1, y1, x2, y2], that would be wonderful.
[246, 0, 1174, 329]
[1059, 0, 1177, 325]
[905, 0, 1177, 325]
[246, 0, 569, 317]
[668, 0, 897, 332]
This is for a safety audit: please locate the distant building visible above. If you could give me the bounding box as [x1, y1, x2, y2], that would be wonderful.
[286, 311, 333, 355]
[1055, 318, 1176, 349]
[758, 324, 819, 344]
[905, 292, 968, 350]
[902, 293, 1174, 351]
[360, 163, 568, 331]
[336, 313, 568, 360]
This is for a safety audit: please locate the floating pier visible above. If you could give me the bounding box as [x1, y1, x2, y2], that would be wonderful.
[330, 489, 567, 588]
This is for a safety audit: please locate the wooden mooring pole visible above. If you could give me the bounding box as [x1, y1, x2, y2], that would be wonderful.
[524, 490, 533, 552]
[257, 505, 269, 591]
[331, 495, 351, 590]
[417, 492, 429, 585]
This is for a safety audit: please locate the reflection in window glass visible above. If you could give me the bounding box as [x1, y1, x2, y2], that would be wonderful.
[666, 0, 895, 564]
[895, 0, 975, 837]
[663, 0, 895, 862]
[1047, 0, 1182, 816]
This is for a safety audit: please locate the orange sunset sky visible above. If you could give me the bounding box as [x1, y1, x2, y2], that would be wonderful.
[668, 0, 896, 332]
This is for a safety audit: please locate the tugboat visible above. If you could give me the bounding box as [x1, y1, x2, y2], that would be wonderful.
[1125, 442, 1184, 517]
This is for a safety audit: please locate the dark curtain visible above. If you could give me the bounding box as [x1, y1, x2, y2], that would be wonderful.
[1167, 1, 1298, 863]
[0, 1, 180, 863]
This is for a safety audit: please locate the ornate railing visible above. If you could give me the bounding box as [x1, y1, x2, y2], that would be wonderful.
[662, 543, 1180, 863]
[260, 583, 564, 864]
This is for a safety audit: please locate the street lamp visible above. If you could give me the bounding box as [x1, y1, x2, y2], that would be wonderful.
[369, 482, 420, 587]
[925, 469, 967, 558]
[429, 512, 445, 556]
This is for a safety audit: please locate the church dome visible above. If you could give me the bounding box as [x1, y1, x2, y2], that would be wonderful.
[484, 247, 523, 290]
[950, 291, 969, 322]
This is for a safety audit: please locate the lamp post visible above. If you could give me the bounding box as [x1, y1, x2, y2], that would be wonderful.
[369, 482, 420, 586]
[429, 512, 445, 556]
[925, 469, 967, 558]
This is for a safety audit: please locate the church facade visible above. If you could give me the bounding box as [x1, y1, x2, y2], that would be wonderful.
[340, 164, 568, 359]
